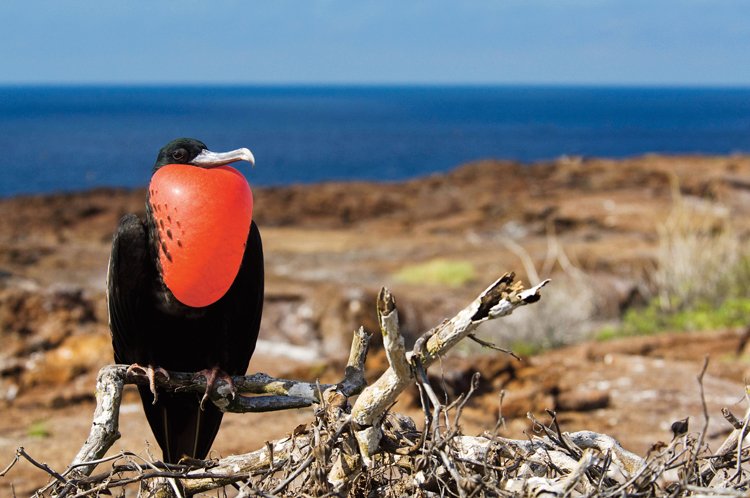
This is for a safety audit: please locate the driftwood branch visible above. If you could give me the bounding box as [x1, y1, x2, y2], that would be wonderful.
[61, 326, 370, 485]
[31, 272, 551, 496]
[175, 273, 551, 494]
[350, 273, 549, 457]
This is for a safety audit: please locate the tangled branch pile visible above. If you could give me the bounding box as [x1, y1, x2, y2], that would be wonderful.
[4, 273, 750, 497]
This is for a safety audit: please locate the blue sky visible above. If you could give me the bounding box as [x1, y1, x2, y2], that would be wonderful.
[1, 1, 748, 86]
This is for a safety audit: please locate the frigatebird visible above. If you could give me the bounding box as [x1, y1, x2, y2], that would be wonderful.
[107, 138, 263, 463]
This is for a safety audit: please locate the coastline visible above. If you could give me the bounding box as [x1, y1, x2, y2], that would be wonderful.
[2, 153, 750, 493]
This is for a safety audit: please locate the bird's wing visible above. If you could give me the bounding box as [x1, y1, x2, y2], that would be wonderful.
[224, 220, 265, 375]
[107, 213, 150, 365]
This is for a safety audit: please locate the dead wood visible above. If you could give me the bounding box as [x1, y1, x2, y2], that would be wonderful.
[7, 272, 749, 496]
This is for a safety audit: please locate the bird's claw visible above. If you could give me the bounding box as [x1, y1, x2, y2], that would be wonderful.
[193, 367, 236, 411]
[126, 364, 170, 404]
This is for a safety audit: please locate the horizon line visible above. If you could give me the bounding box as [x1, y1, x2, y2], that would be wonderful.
[1, 81, 750, 90]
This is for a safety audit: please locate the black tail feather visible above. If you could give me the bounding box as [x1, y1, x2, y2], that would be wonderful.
[138, 386, 224, 463]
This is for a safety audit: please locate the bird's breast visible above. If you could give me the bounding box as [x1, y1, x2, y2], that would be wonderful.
[148, 164, 253, 308]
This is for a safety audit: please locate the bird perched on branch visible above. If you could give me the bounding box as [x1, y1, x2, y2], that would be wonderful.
[107, 138, 263, 463]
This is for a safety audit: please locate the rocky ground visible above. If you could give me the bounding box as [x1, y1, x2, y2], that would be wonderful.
[2, 154, 750, 494]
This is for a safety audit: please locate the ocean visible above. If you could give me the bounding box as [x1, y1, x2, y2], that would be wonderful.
[1, 85, 749, 197]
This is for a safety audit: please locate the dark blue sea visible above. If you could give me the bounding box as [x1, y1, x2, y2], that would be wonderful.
[1, 85, 749, 197]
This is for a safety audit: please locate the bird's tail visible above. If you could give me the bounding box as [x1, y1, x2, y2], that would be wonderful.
[138, 386, 224, 463]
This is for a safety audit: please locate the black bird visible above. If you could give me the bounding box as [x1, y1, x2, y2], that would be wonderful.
[107, 138, 263, 463]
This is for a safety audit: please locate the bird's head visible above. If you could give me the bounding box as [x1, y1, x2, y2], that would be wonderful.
[153, 138, 255, 172]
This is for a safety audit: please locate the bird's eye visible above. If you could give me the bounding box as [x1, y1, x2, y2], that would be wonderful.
[172, 148, 187, 161]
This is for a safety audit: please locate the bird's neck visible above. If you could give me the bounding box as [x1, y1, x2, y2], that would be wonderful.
[146, 166, 253, 308]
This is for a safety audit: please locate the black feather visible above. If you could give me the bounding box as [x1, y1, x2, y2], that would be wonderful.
[107, 216, 264, 462]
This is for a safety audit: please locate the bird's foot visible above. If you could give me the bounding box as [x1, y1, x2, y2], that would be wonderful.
[193, 367, 236, 410]
[126, 363, 170, 404]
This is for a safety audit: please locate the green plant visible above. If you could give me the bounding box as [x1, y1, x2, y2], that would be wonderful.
[394, 259, 476, 287]
[507, 340, 543, 357]
[598, 297, 750, 339]
[595, 325, 621, 341]
[27, 421, 50, 438]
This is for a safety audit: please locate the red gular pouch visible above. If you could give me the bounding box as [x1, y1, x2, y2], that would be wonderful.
[148, 164, 254, 308]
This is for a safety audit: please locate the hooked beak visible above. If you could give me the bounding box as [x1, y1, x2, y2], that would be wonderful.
[190, 148, 255, 168]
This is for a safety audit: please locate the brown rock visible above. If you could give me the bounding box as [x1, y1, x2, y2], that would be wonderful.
[499, 385, 555, 418]
[556, 389, 610, 412]
[22, 332, 110, 388]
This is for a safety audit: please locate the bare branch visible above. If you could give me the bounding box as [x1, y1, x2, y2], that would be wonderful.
[28, 273, 550, 496]
[351, 274, 549, 457]
[58, 327, 369, 488]
[354, 288, 412, 428]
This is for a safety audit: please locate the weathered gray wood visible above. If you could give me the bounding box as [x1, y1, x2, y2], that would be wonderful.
[350, 274, 549, 458]
[52, 274, 550, 496]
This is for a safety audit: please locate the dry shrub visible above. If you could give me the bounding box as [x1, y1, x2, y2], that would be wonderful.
[481, 274, 596, 351]
[476, 235, 599, 351]
[653, 181, 750, 314]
